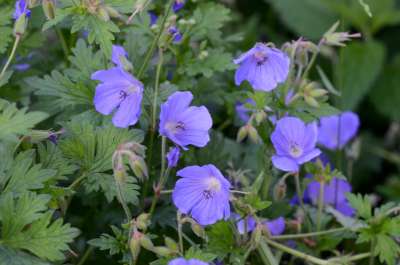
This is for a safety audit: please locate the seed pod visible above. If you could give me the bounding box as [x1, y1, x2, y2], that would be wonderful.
[153, 246, 172, 257]
[139, 235, 154, 251]
[164, 237, 178, 253]
[136, 213, 150, 230]
[14, 14, 27, 36]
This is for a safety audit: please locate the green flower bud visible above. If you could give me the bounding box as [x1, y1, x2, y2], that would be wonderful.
[139, 235, 154, 251]
[153, 246, 172, 257]
[304, 95, 319, 108]
[254, 110, 266, 125]
[136, 213, 150, 230]
[14, 14, 27, 36]
[129, 232, 142, 261]
[164, 237, 178, 253]
[310, 88, 328, 98]
[236, 126, 248, 142]
[247, 125, 260, 144]
[129, 156, 149, 181]
[42, 0, 55, 20]
[191, 223, 206, 238]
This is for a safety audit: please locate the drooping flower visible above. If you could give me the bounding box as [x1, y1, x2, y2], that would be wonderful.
[167, 146, 181, 168]
[263, 217, 285, 236]
[271, 117, 321, 172]
[168, 258, 208, 265]
[13, 0, 31, 20]
[92, 67, 143, 128]
[234, 43, 290, 92]
[111, 45, 128, 68]
[159, 91, 212, 149]
[168, 26, 183, 43]
[172, 0, 186, 13]
[172, 165, 231, 225]
[318, 112, 360, 150]
[303, 177, 355, 216]
[235, 214, 257, 234]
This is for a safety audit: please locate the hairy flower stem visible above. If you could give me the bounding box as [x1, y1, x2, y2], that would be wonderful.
[271, 227, 347, 240]
[136, 0, 174, 79]
[177, 211, 184, 254]
[152, 49, 164, 131]
[55, 27, 69, 59]
[301, 39, 323, 81]
[369, 239, 376, 265]
[316, 181, 325, 232]
[0, 35, 20, 81]
[293, 173, 313, 229]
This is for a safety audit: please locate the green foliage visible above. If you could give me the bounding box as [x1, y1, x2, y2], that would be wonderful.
[0, 246, 50, 265]
[185, 247, 218, 262]
[0, 7, 13, 54]
[346, 193, 372, 220]
[88, 226, 127, 255]
[335, 41, 385, 110]
[0, 192, 79, 261]
[206, 221, 236, 258]
[370, 55, 400, 121]
[0, 99, 48, 142]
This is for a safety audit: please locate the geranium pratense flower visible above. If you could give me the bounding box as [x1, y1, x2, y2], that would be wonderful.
[159, 91, 212, 149]
[235, 214, 257, 234]
[166, 146, 181, 168]
[172, 165, 231, 225]
[271, 117, 321, 172]
[169, 258, 208, 265]
[13, 0, 31, 20]
[111, 45, 128, 68]
[172, 0, 186, 13]
[92, 67, 143, 128]
[263, 217, 286, 236]
[168, 26, 183, 43]
[234, 43, 290, 92]
[318, 111, 360, 150]
[304, 177, 354, 216]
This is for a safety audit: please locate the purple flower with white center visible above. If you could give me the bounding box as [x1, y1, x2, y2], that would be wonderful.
[168, 258, 208, 265]
[92, 67, 143, 128]
[159, 91, 212, 150]
[234, 214, 256, 234]
[111, 45, 128, 68]
[13, 0, 31, 20]
[234, 43, 290, 92]
[172, 165, 231, 226]
[172, 0, 186, 13]
[271, 117, 321, 172]
[168, 26, 183, 43]
[263, 217, 285, 236]
[318, 112, 360, 150]
[167, 146, 181, 168]
[303, 177, 355, 216]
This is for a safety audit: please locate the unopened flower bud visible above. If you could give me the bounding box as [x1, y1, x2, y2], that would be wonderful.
[164, 237, 179, 253]
[129, 155, 149, 181]
[254, 110, 266, 125]
[14, 14, 27, 36]
[199, 50, 209, 60]
[42, 0, 55, 20]
[236, 126, 248, 142]
[136, 213, 150, 230]
[29, 0, 39, 7]
[139, 235, 154, 250]
[304, 96, 319, 108]
[130, 231, 142, 260]
[310, 88, 328, 98]
[247, 125, 260, 144]
[323, 21, 361, 47]
[191, 222, 206, 238]
[153, 246, 172, 257]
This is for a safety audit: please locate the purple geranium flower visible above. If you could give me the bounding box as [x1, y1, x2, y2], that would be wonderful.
[111, 45, 128, 68]
[13, 0, 31, 20]
[271, 117, 321, 172]
[169, 258, 208, 265]
[234, 43, 290, 92]
[235, 214, 257, 234]
[172, 165, 231, 225]
[92, 67, 143, 128]
[318, 112, 360, 150]
[172, 0, 186, 13]
[159, 91, 212, 149]
[167, 146, 181, 168]
[264, 217, 285, 236]
[148, 11, 158, 26]
[168, 26, 183, 43]
[304, 177, 354, 216]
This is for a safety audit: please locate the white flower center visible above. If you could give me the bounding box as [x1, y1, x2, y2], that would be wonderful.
[253, 51, 267, 64]
[202, 177, 221, 199]
[289, 143, 303, 158]
[165, 121, 185, 134]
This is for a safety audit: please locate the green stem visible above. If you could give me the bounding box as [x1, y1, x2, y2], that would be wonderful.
[77, 246, 94, 265]
[55, 27, 69, 59]
[115, 176, 132, 221]
[136, 0, 174, 79]
[369, 239, 376, 265]
[271, 227, 348, 240]
[68, 174, 87, 190]
[264, 238, 327, 265]
[177, 211, 184, 254]
[301, 39, 323, 80]
[152, 48, 163, 131]
[258, 240, 278, 265]
[293, 173, 313, 229]
[0, 35, 20, 80]
[316, 181, 325, 232]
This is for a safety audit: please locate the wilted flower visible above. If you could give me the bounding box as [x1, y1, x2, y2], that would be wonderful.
[318, 112, 360, 150]
[292, 177, 354, 216]
[172, 165, 231, 225]
[323, 21, 361, 47]
[166, 146, 181, 168]
[159, 91, 212, 149]
[92, 67, 143, 128]
[168, 258, 208, 265]
[264, 217, 286, 236]
[271, 117, 321, 172]
[13, 0, 31, 20]
[172, 0, 186, 13]
[234, 43, 290, 92]
[168, 26, 183, 43]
